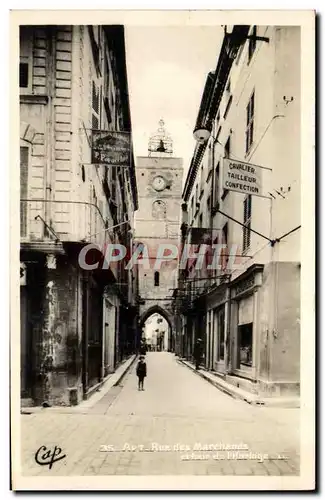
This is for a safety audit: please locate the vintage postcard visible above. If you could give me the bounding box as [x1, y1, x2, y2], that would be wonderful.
[10, 9, 315, 491]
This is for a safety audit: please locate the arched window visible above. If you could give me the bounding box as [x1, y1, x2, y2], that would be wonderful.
[154, 271, 160, 287]
[152, 200, 166, 219]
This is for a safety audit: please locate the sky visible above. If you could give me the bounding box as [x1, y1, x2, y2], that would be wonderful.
[125, 26, 223, 184]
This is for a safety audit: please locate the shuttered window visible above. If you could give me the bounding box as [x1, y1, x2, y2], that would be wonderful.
[20, 27, 33, 92]
[20, 147, 29, 236]
[246, 91, 255, 153]
[92, 80, 100, 130]
[243, 195, 252, 252]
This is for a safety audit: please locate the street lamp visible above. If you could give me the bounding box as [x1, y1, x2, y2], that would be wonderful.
[193, 126, 211, 144]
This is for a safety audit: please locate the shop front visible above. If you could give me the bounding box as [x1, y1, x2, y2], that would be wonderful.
[229, 264, 264, 381]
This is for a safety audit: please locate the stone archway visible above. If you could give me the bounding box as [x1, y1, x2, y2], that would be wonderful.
[138, 304, 175, 352]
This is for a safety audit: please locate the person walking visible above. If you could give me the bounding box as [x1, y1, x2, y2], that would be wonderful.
[139, 339, 147, 356]
[136, 355, 147, 391]
[193, 338, 203, 370]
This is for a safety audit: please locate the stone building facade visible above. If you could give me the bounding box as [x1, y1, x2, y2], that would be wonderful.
[135, 121, 183, 349]
[178, 25, 301, 400]
[20, 25, 138, 407]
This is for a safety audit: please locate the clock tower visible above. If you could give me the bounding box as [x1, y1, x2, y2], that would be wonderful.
[135, 120, 183, 350]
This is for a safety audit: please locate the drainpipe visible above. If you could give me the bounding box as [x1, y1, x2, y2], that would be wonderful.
[44, 27, 56, 233]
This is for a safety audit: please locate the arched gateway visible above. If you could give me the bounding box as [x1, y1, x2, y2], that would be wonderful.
[135, 120, 183, 352]
[138, 304, 174, 351]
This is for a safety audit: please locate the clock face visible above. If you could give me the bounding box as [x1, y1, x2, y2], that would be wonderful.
[152, 175, 166, 192]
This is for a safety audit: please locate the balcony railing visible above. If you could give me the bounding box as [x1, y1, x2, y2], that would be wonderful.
[20, 198, 113, 250]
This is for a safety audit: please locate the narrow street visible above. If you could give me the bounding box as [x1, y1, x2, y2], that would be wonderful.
[21, 353, 300, 476]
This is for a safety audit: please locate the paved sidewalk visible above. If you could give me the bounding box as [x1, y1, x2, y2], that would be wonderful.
[20, 352, 300, 477]
[21, 354, 136, 415]
[178, 358, 300, 408]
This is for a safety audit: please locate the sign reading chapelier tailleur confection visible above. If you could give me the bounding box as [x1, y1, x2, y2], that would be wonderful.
[223, 158, 263, 196]
[92, 131, 131, 166]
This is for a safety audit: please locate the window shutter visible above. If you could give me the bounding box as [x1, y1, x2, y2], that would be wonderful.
[92, 81, 100, 130]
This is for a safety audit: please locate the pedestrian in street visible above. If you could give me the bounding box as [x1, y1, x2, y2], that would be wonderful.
[193, 338, 203, 370]
[136, 355, 147, 391]
[140, 340, 147, 356]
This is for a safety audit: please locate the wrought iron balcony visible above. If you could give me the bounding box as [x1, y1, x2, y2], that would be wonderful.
[20, 198, 115, 249]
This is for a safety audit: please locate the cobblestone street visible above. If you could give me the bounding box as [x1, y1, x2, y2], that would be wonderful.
[21, 352, 300, 477]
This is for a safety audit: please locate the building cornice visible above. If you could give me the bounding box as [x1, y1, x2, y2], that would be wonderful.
[103, 25, 138, 211]
[182, 25, 250, 202]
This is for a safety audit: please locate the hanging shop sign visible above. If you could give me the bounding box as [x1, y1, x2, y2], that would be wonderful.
[92, 131, 131, 166]
[223, 158, 263, 197]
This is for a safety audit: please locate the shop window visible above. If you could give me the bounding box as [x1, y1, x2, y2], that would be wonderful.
[243, 195, 252, 252]
[246, 91, 255, 153]
[154, 271, 160, 287]
[238, 323, 253, 367]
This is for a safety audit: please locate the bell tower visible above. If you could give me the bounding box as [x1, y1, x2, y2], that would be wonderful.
[135, 120, 183, 350]
[148, 119, 173, 158]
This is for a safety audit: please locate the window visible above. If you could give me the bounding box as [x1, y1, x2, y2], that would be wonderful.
[216, 126, 222, 143]
[207, 196, 211, 214]
[103, 58, 112, 124]
[20, 146, 29, 236]
[248, 26, 257, 64]
[246, 91, 255, 153]
[111, 166, 117, 201]
[221, 222, 228, 270]
[224, 95, 233, 119]
[207, 145, 213, 181]
[92, 80, 101, 130]
[19, 27, 33, 92]
[88, 26, 101, 75]
[199, 213, 203, 228]
[222, 222, 228, 246]
[154, 271, 160, 287]
[195, 184, 199, 210]
[238, 323, 253, 367]
[243, 195, 252, 252]
[225, 137, 231, 158]
[213, 161, 220, 209]
[221, 139, 231, 200]
[200, 164, 204, 197]
[190, 196, 194, 222]
[19, 63, 29, 88]
[152, 200, 166, 219]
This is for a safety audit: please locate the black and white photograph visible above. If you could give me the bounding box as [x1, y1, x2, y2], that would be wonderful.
[10, 9, 315, 491]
